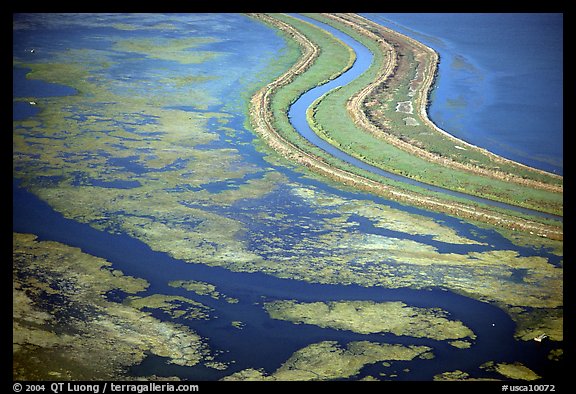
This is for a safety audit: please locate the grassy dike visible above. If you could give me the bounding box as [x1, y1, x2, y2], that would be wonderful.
[305, 13, 562, 215]
[249, 13, 356, 157]
[247, 13, 562, 240]
[309, 14, 562, 214]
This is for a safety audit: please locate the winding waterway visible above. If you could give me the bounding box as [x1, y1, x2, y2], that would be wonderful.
[287, 14, 561, 221]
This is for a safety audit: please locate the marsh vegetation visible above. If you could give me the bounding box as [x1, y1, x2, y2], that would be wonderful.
[13, 13, 563, 381]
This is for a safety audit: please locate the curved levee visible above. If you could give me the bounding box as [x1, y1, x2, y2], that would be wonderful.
[247, 13, 562, 240]
[304, 13, 562, 215]
[326, 13, 562, 192]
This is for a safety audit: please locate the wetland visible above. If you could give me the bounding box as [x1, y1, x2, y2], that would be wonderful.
[13, 13, 563, 382]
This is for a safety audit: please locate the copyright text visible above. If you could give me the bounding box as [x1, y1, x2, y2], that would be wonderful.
[13, 383, 199, 394]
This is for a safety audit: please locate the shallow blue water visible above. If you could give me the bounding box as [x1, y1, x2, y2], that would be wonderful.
[362, 13, 563, 175]
[13, 67, 78, 98]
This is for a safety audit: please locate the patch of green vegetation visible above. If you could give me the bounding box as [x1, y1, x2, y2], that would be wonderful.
[169, 280, 218, 296]
[221, 341, 432, 381]
[231, 321, 245, 329]
[547, 349, 563, 361]
[112, 37, 221, 64]
[112, 22, 177, 31]
[433, 370, 495, 381]
[169, 280, 239, 303]
[290, 184, 485, 245]
[166, 74, 217, 87]
[264, 300, 475, 343]
[449, 340, 472, 349]
[433, 370, 469, 381]
[485, 362, 541, 381]
[13, 232, 215, 380]
[360, 375, 380, 381]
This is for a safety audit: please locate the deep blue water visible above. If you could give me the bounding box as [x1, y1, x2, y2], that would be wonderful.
[362, 13, 563, 175]
[13, 101, 40, 121]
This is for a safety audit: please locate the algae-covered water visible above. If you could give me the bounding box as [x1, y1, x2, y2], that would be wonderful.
[13, 13, 563, 382]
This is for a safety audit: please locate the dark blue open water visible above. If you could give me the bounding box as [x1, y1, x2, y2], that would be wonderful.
[12, 13, 563, 381]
